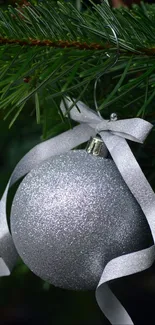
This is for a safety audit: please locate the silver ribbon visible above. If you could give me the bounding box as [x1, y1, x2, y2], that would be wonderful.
[0, 96, 155, 325]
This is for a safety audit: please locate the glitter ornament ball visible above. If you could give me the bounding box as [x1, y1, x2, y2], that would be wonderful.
[10, 150, 152, 290]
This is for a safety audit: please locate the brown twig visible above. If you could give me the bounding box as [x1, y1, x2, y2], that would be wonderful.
[0, 37, 155, 55]
[0, 37, 108, 50]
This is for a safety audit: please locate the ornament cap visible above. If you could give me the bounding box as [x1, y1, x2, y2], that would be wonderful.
[86, 136, 108, 158]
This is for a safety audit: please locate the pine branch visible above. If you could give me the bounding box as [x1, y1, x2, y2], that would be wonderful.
[0, 0, 155, 135]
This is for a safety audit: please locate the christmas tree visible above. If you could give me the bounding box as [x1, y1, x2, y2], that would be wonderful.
[0, 0, 155, 324]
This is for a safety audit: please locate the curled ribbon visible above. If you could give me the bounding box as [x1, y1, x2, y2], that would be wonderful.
[0, 96, 155, 324]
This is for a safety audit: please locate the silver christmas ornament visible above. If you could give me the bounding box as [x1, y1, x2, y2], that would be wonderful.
[10, 150, 152, 291]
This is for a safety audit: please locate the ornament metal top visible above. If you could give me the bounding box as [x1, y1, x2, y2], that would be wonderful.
[0, 96, 154, 325]
[86, 136, 108, 157]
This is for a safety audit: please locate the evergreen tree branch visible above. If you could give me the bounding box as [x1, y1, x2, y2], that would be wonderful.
[0, 0, 155, 136]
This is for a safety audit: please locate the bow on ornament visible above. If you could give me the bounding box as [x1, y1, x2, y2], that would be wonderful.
[0, 96, 155, 325]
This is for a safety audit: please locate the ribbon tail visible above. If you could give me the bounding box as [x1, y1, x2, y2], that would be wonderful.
[96, 245, 155, 325]
[100, 132, 155, 236]
[0, 183, 18, 275]
[96, 284, 133, 325]
[95, 131, 155, 324]
[0, 124, 95, 275]
[10, 124, 95, 184]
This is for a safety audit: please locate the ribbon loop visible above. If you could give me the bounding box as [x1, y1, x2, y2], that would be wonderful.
[61, 97, 101, 124]
[96, 118, 153, 143]
[61, 97, 153, 144]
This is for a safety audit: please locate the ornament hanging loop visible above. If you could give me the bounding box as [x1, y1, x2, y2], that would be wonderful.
[94, 25, 120, 117]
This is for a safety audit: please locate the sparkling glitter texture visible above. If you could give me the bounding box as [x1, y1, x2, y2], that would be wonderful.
[10, 150, 152, 290]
